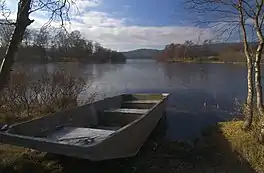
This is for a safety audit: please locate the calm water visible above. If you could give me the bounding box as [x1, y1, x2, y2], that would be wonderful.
[37, 60, 251, 141]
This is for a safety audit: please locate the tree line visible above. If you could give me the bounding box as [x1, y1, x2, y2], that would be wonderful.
[0, 24, 126, 63]
[157, 40, 218, 62]
[157, 40, 262, 63]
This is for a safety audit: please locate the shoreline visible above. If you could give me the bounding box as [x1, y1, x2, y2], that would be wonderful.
[13, 61, 127, 65]
[163, 60, 249, 65]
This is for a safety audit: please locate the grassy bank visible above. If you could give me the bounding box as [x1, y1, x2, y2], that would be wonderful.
[163, 56, 252, 65]
[168, 59, 225, 64]
[1, 119, 263, 172]
[165, 59, 264, 65]
[166, 59, 250, 65]
[219, 121, 264, 173]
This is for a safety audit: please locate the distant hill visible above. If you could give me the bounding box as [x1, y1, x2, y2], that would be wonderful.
[121, 44, 248, 60]
[122, 49, 162, 59]
[121, 43, 258, 62]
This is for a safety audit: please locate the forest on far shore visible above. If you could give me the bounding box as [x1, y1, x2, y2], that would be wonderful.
[0, 24, 126, 64]
[157, 40, 262, 63]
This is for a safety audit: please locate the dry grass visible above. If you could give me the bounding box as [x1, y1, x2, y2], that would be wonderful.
[0, 145, 63, 173]
[219, 121, 264, 173]
[0, 119, 261, 173]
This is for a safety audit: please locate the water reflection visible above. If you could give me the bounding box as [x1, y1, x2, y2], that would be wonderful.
[80, 61, 249, 140]
[162, 63, 210, 89]
[13, 61, 255, 141]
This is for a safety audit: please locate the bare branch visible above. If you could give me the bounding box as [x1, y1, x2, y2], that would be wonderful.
[0, 21, 16, 25]
[255, 0, 264, 29]
[0, 1, 17, 25]
[34, 0, 74, 28]
[242, 0, 256, 17]
[260, 15, 264, 28]
[29, 0, 56, 14]
[225, 23, 240, 41]
[0, 0, 79, 92]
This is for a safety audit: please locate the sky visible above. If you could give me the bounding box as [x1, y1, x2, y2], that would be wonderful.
[3, 0, 217, 51]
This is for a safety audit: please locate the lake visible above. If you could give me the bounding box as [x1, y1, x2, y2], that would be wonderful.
[38, 60, 250, 141]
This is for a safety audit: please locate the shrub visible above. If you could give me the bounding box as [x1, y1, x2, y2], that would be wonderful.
[0, 66, 96, 124]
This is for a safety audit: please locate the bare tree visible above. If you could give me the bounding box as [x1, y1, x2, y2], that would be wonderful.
[0, 25, 124, 63]
[22, 28, 32, 46]
[237, 0, 254, 130]
[186, 0, 264, 141]
[252, 0, 264, 116]
[34, 27, 50, 48]
[0, 0, 75, 92]
[183, 40, 194, 59]
[0, 23, 14, 47]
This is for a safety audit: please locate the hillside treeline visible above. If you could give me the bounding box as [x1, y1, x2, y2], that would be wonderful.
[0, 25, 125, 63]
[157, 40, 261, 63]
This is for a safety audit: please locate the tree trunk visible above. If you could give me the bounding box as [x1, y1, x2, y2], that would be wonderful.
[0, 0, 33, 92]
[255, 22, 264, 143]
[255, 46, 264, 115]
[243, 55, 254, 129]
[238, 0, 254, 129]
[255, 23, 264, 113]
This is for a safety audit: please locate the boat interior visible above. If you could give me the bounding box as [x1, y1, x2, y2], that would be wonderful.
[6, 94, 165, 146]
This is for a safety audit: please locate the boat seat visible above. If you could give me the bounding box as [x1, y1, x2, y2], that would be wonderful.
[121, 100, 160, 109]
[104, 108, 149, 114]
[123, 100, 160, 104]
[96, 126, 121, 131]
[98, 109, 147, 127]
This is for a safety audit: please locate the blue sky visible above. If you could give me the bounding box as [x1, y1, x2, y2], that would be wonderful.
[93, 0, 189, 26]
[4, 0, 215, 51]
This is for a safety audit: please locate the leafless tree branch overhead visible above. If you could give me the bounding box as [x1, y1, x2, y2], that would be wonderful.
[0, 0, 77, 92]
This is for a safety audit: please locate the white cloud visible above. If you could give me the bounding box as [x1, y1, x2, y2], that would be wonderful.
[74, 0, 101, 13]
[78, 25, 213, 51]
[65, 11, 213, 51]
[2, 0, 214, 51]
[68, 0, 101, 17]
[75, 11, 125, 27]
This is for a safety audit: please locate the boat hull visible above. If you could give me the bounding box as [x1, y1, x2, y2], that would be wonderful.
[0, 93, 169, 161]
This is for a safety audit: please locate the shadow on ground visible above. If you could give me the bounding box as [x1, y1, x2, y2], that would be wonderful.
[11, 116, 254, 173]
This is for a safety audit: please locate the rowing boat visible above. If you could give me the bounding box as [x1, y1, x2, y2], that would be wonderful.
[0, 93, 169, 161]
